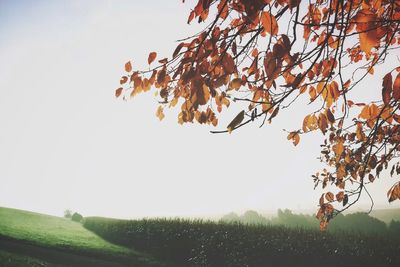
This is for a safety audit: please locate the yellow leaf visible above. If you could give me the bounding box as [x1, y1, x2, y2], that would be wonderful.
[156, 106, 165, 121]
[169, 97, 178, 108]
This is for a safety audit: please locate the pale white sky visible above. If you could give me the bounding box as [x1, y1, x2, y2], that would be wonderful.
[0, 0, 398, 219]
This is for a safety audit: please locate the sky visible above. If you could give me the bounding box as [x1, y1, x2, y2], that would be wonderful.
[0, 0, 399, 219]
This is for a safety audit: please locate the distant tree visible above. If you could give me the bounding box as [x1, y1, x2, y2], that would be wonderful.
[64, 209, 72, 219]
[220, 212, 241, 223]
[272, 209, 318, 228]
[242, 210, 269, 225]
[71, 212, 83, 222]
[116, 0, 400, 230]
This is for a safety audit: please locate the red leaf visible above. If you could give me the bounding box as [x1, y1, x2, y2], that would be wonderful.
[382, 73, 392, 105]
[115, 87, 123, 98]
[261, 12, 278, 36]
[393, 73, 400, 100]
[173, 43, 184, 58]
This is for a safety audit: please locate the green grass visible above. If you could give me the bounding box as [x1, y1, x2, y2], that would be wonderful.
[0, 250, 58, 267]
[0, 207, 161, 266]
[84, 216, 400, 267]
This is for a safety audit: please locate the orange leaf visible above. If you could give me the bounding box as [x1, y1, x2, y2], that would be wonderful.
[325, 192, 334, 202]
[261, 11, 278, 36]
[333, 141, 344, 159]
[359, 105, 370, 119]
[336, 191, 344, 202]
[287, 132, 300, 146]
[125, 61, 132, 72]
[115, 87, 123, 98]
[388, 182, 400, 203]
[359, 30, 379, 54]
[318, 113, 328, 134]
[120, 76, 128, 85]
[369, 103, 379, 118]
[229, 78, 242, 90]
[148, 52, 157, 65]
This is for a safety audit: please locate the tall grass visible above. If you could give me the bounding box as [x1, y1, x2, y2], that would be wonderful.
[84, 217, 400, 267]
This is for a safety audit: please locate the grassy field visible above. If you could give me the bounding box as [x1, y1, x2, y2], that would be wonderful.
[2, 206, 400, 267]
[0, 207, 161, 266]
[84, 217, 400, 267]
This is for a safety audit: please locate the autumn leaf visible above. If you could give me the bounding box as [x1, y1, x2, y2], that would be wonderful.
[325, 192, 334, 202]
[120, 76, 128, 85]
[227, 110, 245, 133]
[148, 52, 157, 65]
[326, 109, 335, 124]
[393, 73, 400, 100]
[382, 73, 392, 105]
[115, 87, 123, 98]
[156, 106, 165, 121]
[318, 113, 328, 134]
[388, 182, 400, 203]
[173, 43, 184, 58]
[229, 78, 242, 90]
[336, 191, 344, 202]
[125, 61, 132, 72]
[287, 131, 300, 146]
[261, 11, 278, 36]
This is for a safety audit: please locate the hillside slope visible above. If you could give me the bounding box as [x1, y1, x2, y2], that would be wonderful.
[0, 207, 161, 267]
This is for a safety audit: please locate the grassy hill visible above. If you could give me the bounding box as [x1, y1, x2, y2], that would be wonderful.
[2, 206, 400, 266]
[0, 207, 161, 267]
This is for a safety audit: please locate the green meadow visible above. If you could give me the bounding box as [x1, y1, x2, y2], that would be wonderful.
[0, 207, 161, 267]
[1, 206, 400, 266]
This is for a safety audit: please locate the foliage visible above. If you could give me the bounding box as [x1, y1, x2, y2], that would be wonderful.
[84, 216, 400, 267]
[64, 209, 72, 219]
[71, 212, 83, 223]
[116, 0, 400, 229]
[220, 209, 394, 235]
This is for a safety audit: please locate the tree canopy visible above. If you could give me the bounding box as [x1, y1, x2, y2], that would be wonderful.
[116, 0, 400, 230]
